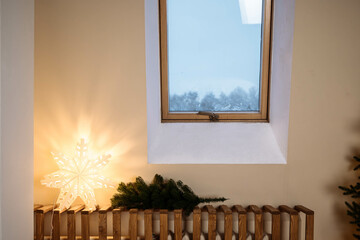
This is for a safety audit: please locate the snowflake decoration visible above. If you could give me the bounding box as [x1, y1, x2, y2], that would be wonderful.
[41, 139, 115, 210]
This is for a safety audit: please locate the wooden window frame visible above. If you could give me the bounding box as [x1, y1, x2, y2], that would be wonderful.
[159, 0, 273, 122]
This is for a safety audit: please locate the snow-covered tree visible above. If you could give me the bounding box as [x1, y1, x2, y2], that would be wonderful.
[169, 86, 259, 112]
[248, 87, 259, 111]
[200, 93, 218, 111]
[228, 87, 248, 111]
[169, 91, 200, 111]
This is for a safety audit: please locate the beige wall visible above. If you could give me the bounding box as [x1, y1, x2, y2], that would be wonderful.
[34, 0, 360, 239]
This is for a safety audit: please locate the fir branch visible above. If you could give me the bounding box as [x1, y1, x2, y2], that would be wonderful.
[339, 155, 360, 239]
[111, 174, 228, 215]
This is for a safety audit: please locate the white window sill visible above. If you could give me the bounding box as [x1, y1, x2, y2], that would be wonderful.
[148, 122, 285, 164]
[145, 0, 295, 164]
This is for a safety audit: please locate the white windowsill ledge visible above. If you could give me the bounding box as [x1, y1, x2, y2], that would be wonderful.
[145, 0, 295, 164]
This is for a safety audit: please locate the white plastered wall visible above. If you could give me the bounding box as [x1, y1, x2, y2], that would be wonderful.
[0, 0, 34, 239]
[0, 0, 2, 236]
[146, 0, 295, 164]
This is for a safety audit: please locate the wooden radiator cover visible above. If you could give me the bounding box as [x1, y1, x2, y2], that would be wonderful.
[34, 204, 314, 240]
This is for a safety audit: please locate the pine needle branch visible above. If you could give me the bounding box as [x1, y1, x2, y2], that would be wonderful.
[339, 155, 360, 239]
[111, 174, 227, 215]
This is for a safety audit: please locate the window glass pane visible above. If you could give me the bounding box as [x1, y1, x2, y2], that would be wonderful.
[167, 0, 263, 112]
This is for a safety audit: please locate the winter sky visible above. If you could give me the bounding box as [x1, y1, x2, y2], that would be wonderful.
[167, 0, 263, 99]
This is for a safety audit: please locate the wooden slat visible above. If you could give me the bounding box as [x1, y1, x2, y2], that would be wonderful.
[208, 210, 217, 240]
[35, 211, 44, 240]
[36, 205, 55, 214]
[144, 209, 153, 240]
[263, 205, 280, 240]
[52, 210, 61, 240]
[247, 205, 263, 240]
[295, 205, 314, 240]
[34, 204, 43, 211]
[279, 205, 297, 215]
[290, 213, 299, 240]
[81, 209, 92, 240]
[99, 211, 107, 240]
[201, 205, 216, 213]
[193, 207, 201, 240]
[232, 205, 246, 214]
[218, 205, 232, 240]
[174, 210, 182, 240]
[305, 214, 314, 240]
[160, 210, 168, 240]
[232, 205, 247, 240]
[67, 205, 85, 240]
[113, 208, 122, 240]
[271, 212, 281, 240]
[294, 205, 314, 215]
[247, 205, 262, 214]
[129, 209, 138, 240]
[202, 205, 216, 240]
[263, 205, 280, 215]
[99, 205, 112, 212]
[218, 205, 232, 214]
[68, 204, 85, 213]
[54, 207, 68, 214]
[279, 205, 299, 240]
[239, 213, 247, 240]
[255, 211, 263, 240]
[99, 205, 111, 240]
[35, 205, 55, 240]
[67, 211, 76, 240]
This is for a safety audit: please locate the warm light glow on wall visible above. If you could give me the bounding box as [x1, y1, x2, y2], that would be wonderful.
[41, 138, 115, 210]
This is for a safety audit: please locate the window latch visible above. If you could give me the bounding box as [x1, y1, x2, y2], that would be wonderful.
[198, 111, 219, 122]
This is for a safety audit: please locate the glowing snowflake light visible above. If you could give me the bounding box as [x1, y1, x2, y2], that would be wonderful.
[41, 139, 115, 211]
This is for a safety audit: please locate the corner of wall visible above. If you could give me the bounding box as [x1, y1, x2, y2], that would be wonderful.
[269, 0, 296, 159]
[0, 0, 2, 237]
[0, 0, 34, 238]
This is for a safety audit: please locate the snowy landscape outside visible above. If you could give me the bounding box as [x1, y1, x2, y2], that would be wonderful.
[167, 0, 263, 112]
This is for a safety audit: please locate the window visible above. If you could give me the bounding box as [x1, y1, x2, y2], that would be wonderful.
[159, 0, 272, 122]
